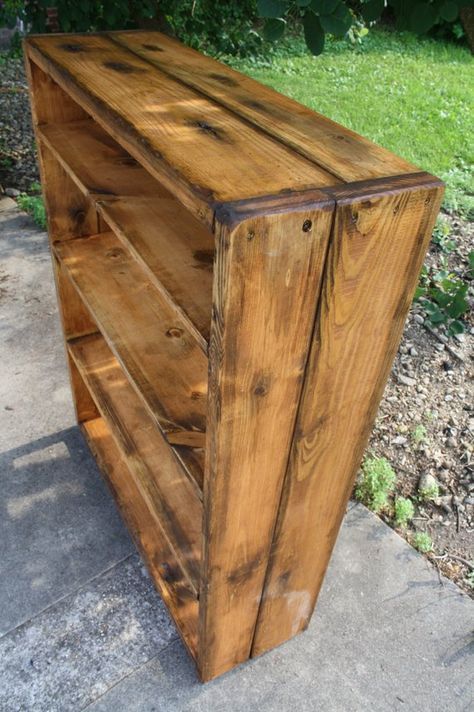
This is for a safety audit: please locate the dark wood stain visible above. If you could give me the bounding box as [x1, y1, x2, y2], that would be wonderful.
[142, 43, 164, 52]
[188, 120, 225, 142]
[60, 43, 87, 53]
[208, 73, 239, 87]
[103, 60, 145, 74]
[193, 249, 214, 271]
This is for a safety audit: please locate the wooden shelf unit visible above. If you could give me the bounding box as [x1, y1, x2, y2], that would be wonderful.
[25, 30, 443, 682]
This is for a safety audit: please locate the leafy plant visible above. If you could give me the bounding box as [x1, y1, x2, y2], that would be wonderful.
[432, 217, 456, 254]
[394, 496, 415, 528]
[355, 456, 396, 512]
[256, 0, 474, 55]
[411, 424, 427, 445]
[17, 191, 46, 229]
[416, 258, 470, 337]
[412, 531, 433, 553]
[418, 479, 439, 502]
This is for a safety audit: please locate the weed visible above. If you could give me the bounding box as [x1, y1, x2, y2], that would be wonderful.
[393, 497, 415, 528]
[412, 532, 433, 553]
[17, 193, 46, 229]
[432, 217, 456, 254]
[415, 258, 470, 337]
[411, 424, 427, 445]
[418, 480, 440, 502]
[355, 456, 396, 513]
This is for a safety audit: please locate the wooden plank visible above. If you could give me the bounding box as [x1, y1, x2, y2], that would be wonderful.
[82, 417, 199, 658]
[38, 119, 168, 199]
[70, 333, 203, 593]
[25, 35, 339, 227]
[39, 119, 215, 347]
[110, 30, 417, 184]
[54, 231, 208, 439]
[24, 54, 99, 423]
[198, 198, 334, 681]
[252, 179, 444, 656]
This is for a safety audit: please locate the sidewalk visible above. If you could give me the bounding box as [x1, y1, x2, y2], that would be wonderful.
[1, 198, 472, 711]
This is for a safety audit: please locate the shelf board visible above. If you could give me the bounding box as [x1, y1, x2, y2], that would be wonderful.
[82, 416, 199, 657]
[55, 230, 208, 442]
[70, 333, 203, 593]
[39, 119, 214, 347]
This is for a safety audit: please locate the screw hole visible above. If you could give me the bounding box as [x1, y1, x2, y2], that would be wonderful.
[302, 219, 312, 233]
[247, 230, 255, 241]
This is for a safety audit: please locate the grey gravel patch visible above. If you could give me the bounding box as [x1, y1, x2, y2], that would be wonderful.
[0, 555, 178, 712]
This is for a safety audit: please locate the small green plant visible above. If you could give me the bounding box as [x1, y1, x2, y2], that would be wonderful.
[412, 532, 433, 553]
[17, 193, 46, 229]
[411, 424, 427, 445]
[415, 258, 470, 337]
[418, 480, 440, 502]
[355, 456, 396, 513]
[394, 497, 415, 528]
[466, 571, 474, 590]
[432, 217, 456, 254]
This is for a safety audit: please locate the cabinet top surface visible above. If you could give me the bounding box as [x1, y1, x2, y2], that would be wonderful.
[26, 30, 421, 214]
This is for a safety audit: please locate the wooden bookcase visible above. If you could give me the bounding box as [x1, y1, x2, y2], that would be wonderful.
[24, 30, 443, 681]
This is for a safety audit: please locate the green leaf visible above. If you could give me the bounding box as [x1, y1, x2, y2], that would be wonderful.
[439, 1, 458, 21]
[296, 0, 312, 6]
[303, 11, 325, 55]
[310, 0, 340, 13]
[361, 0, 385, 22]
[263, 17, 286, 40]
[320, 4, 352, 36]
[410, 3, 439, 33]
[448, 319, 465, 335]
[257, 0, 287, 18]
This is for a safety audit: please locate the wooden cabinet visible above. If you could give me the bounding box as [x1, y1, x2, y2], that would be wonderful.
[24, 30, 443, 681]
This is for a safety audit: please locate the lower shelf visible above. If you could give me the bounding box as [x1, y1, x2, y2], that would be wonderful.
[69, 332, 203, 594]
[82, 416, 199, 659]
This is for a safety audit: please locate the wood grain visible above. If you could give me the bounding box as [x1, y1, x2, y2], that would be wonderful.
[39, 119, 214, 348]
[26, 35, 338, 227]
[252, 180, 444, 656]
[110, 30, 417, 183]
[83, 416, 199, 657]
[198, 200, 334, 681]
[70, 333, 203, 593]
[24, 54, 99, 422]
[54, 231, 208, 439]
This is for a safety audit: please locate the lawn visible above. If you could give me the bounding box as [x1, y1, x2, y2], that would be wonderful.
[230, 29, 474, 217]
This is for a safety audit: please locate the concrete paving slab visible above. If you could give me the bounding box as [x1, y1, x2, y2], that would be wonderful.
[0, 206, 133, 632]
[0, 554, 177, 712]
[81, 504, 473, 712]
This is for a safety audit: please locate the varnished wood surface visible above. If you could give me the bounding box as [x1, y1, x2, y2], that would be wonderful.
[111, 30, 417, 184]
[40, 119, 214, 347]
[70, 333, 203, 592]
[82, 417, 199, 657]
[54, 231, 208, 439]
[24, 31, 445, 682]
[26, 34, 339, 227]
[199, 201, 334, 681]
[251, 181, 444, 656]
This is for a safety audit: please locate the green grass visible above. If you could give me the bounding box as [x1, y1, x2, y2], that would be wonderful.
[230, 30, 474, 217]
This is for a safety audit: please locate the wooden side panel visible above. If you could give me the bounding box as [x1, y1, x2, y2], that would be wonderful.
[198, 200, 334, 681]
[24, 54, 99, 423]
[252, 181, 444, 656]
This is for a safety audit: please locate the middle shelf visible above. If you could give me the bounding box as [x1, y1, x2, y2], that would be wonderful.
[38, 118, 214, 348]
